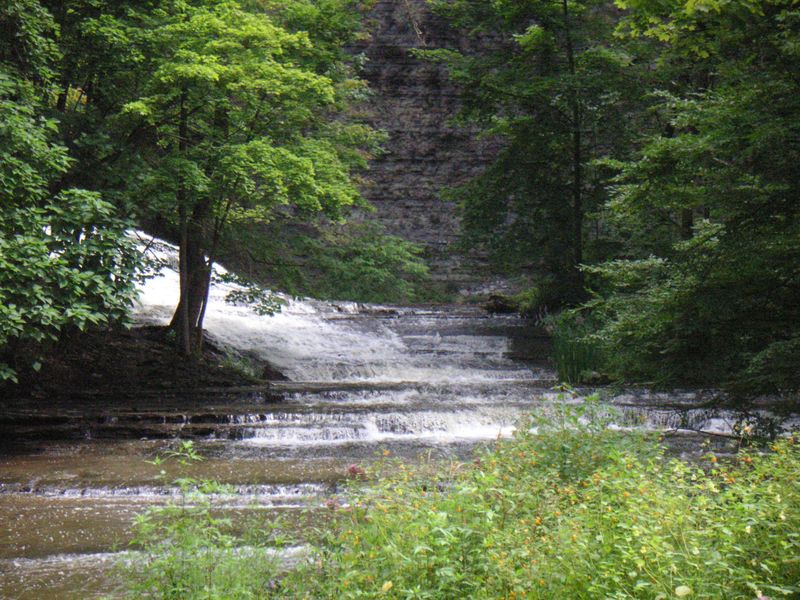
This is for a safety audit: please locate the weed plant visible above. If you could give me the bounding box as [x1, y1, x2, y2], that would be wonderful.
[122, 402, 800, 599]
[121, 441, 283, 598]
[550, 314, 604, 384]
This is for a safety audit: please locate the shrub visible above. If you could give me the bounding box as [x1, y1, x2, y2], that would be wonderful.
[123, 402, 800, 599]
[287, 400, 800, 599]
[121, 441, 282, 599]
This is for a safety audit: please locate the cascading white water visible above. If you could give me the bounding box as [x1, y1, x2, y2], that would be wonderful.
[132, 234, 800, 444]
[3, 236, 797, 600]
[131, 233, 555, 445]
[133, 234, 544, 386]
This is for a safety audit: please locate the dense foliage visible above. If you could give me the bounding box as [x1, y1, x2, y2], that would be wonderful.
[219, 220, 440, 304]
[429, 0, 800, 393]
[123, 401, 800, 598]
[577, 0, 800, 393]
[0, 3, 138, 382]
[0, 0, 433, 372]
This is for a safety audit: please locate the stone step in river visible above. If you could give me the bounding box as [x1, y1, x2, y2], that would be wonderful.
[1, 236, 797, 599]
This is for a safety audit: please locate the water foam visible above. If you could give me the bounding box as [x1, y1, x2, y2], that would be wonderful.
[133, 234, 536, 385]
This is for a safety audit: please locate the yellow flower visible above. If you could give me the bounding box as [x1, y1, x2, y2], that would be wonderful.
[381, 581, 394, 593]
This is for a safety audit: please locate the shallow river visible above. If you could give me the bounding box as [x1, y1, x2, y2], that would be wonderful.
[1, 238, 796, 598]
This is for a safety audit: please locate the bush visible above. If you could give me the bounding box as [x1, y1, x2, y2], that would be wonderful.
[122, 442, 283, 599]
[123, 401, 800, 599]
[288, 405, 799, 598]
[0, 74, 139, 382]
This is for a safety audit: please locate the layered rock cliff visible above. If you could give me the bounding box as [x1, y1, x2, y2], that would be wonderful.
[354, 0, 501, 293]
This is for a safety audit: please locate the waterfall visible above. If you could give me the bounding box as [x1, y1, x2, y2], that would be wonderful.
[133, 234, 545, 385]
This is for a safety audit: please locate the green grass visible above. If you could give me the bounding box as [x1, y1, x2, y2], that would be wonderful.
[551, 316, 604, 384]
[121, 400, 800, 599]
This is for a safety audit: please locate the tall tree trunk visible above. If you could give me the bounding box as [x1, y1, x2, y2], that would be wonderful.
[680, 208, 694, 240]
[173, 88, 192, 356]
[194, 200, 232, 353]
[563, 0, 583, 290]
[170, 212, 212, 355]
[171, 103, 230, 356]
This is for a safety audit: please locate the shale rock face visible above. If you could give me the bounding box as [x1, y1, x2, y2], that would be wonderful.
[355, 0, 499, 291]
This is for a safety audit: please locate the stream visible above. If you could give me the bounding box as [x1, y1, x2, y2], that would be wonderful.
[1, 237, 797, 598]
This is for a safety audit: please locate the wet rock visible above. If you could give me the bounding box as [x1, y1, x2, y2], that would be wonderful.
[483, 294, 519, 314]
[1, 325, 288, 401]
[261, 363, 289, 382]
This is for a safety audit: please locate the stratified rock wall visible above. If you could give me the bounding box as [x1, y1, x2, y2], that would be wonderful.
[354, 0, 499, 291]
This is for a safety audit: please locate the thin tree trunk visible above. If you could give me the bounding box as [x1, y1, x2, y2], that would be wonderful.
[194, 200, 233, 352]
[174, 88, 192, 356]
[563, 0, 583, 289]
[56, 82, 69, 113]
[680, 208, 694, 240]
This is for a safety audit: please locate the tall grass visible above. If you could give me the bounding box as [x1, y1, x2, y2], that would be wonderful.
[550, 314, 604, 383]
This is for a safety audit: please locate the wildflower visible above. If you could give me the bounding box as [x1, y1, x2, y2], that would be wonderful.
[381, 581, 393, 593]
[383, 449, 391, 457]
[347, 464, 366, 478]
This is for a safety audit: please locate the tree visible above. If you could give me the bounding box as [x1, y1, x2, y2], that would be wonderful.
[579, 0, 800, 393]
[422, 0, 647, 304]
[112, 0, 375, 355]
[0, 1, 138, 382]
